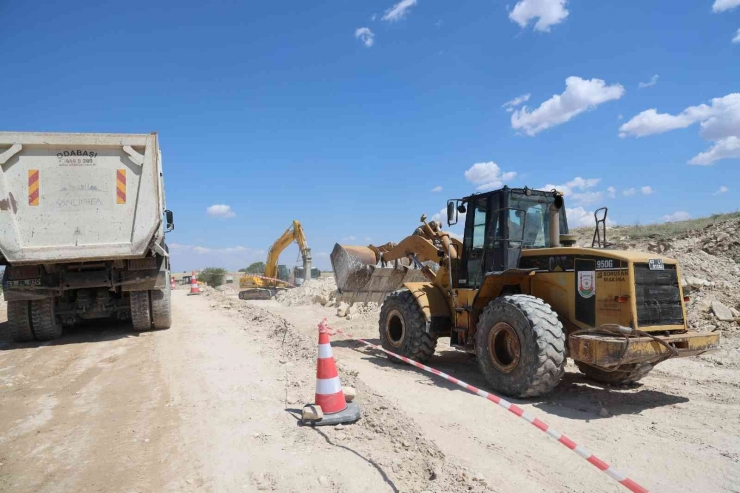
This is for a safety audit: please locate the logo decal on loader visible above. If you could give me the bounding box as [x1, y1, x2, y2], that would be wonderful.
[578, 271, 595, 298]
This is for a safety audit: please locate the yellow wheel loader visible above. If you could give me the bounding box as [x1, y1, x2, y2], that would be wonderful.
[331, 187, 719, 398]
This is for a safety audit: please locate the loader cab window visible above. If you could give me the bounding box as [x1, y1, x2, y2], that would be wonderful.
[460, 196, 488, 288]
[509, 192, 568, 249]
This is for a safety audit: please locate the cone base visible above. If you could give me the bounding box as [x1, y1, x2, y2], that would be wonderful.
[305, 401, 361, 427]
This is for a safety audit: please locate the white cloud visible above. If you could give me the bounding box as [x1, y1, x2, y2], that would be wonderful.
[638, 74, 659, 89]
[344, 235, 357, 242]
[641, 186, 654, 195]
[661, 211, 691, 223]
[465, 162, 517, 191]
[619, 93, 740, 165]
[713, 0, 740, 13]
[542, 177, 602, 205]
[431, 185, 443, 192]
[355, 27, 375, 47]
[607, 186, 616, 198]
[382, 0, 417, 22]
[714, 185, 729, 195]
[371, 13, 378, 21]
[511, 77, 625, 136]
[733, 29, 740, 43]
[509, 0, 569, 32]
[502, 93, 531, 112]
[623, 188, 637, 196]
[206, 204, 236, 218]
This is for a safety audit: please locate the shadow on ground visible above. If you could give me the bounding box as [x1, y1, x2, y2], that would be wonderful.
[284, 407, 399, 493]
[0, 318, 142, 351]
[334, 338, 689, 420]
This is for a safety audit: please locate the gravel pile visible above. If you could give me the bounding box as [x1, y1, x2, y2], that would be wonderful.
[274, 277, 338, 306]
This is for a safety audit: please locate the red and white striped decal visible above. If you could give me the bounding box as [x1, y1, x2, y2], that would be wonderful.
[318, 319, 649, 493]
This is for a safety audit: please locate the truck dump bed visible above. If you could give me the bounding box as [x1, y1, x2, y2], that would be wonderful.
[0, 132, 164, 264]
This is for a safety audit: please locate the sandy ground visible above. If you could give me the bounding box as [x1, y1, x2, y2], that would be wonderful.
[1, 289, 739, 492]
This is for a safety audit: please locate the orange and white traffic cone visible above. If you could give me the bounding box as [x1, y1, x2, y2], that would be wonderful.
[315, 326, 347, 414]
[303, 321, 361, 426]
[189, 271, 200, 295]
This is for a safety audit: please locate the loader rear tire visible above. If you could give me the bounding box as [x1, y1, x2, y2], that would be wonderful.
[379, 289, 437, 364]
[130, 291, 153, 332]
[576, 362, 651, 385]
[475, 295, 566, 398]
[30, 298, 63, 341]
[7, 300, 35, 343]
[151, 272, 172, 330]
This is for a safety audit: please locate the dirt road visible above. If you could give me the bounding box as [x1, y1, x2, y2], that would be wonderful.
[2, 289, 739, 492]
[0, 291, 480, 493]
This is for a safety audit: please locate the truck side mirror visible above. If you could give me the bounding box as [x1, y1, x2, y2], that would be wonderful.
[165, 209, 175, 232]
[447, 201, 457, 226]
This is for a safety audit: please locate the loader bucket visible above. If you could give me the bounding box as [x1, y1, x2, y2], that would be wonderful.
[330, 243, 428, 304]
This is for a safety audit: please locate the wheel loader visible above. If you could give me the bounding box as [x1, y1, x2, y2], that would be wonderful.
[330, 187, 720, 398]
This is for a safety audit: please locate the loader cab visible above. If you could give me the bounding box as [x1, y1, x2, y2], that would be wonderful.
[449, 187, 568, 289]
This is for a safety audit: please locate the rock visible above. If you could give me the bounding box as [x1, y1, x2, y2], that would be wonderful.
[336, 302, 350, 317]
[313, 294, 328, 306]
[599, 407, 609, 418]
[318, 476, 330, 487]
[335, 432, 347, 441]
[344, 386, 356, 403]
[730, 307, 740, 319]
[302, 404, 324, 422]
[472, 472, 486, 483]
[348, 303, 360, 316]
[712, 300, 735, 321]
[334, 424, 345, 430]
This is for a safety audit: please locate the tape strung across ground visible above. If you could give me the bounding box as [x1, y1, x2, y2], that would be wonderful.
[318, 319, 649, 493]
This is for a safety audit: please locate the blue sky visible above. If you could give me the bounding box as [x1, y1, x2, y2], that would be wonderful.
[1, 0, 738, 271]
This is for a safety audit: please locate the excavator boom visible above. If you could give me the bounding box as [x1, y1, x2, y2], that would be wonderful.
[239, 220, 313, 300]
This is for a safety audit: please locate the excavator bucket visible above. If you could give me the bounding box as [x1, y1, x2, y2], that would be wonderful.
[330, 244, 428, 304]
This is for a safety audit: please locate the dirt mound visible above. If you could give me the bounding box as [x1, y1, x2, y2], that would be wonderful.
[274, 278, 338, 306]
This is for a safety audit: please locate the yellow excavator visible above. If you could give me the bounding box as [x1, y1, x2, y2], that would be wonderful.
[238, 220, 313, 300]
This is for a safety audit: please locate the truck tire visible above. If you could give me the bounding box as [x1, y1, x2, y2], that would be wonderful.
[379, 289, 437, 363]
[150, 272, 172, 330]
[7, 300, 35, 343]
[130, 291, 153, 331]
[475, 295, 566, 398]
[30, 298, 63, 341]
[576, 362, 652, 385]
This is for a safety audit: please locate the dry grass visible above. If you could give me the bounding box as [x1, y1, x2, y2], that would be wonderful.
[573, 210, 740, 241]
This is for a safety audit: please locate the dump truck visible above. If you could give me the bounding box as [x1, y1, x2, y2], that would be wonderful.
[331, 186, 720, 397]
[0, 131, 175, 341]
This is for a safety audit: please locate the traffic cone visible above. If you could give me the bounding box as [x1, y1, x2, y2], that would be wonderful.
[189, 271, 200, 295]
[302, 321, 361, 426]
[315, 325, 346, 414]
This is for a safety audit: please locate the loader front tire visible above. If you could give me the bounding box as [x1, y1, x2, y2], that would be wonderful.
[30, 298, 63, 341]
[576, 362, 651, 385]
[475, 295, 566, 398]
[379, 289, 437, 364]
[130, 291, 153, 332]
[7, 300, 36, 343]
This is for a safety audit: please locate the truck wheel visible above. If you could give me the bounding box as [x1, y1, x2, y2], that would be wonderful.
[475, 295, 566, 398]
[150, 273, 172, 330]
[7, 300, 35, 342]
[576, 362, 652, 385]
[379, 289, 437, 363]
[30, 298, 63, 341]
[130, 291, 153, 331]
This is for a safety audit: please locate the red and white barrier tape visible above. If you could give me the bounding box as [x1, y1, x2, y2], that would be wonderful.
[318, 319, 649, 493]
